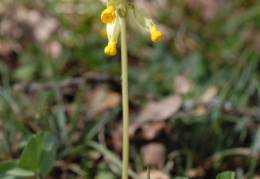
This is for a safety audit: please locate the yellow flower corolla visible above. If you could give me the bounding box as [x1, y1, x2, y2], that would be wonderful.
[104, 40, 117, 56]
[101, 6, 116, 24]
[104, 14, 120, 56]
[149, 26, 163, 43]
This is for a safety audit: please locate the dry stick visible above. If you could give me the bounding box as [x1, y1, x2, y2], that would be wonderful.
[12, 73, 120, 93]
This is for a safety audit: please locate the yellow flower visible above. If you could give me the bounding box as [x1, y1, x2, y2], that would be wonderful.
[149, 26, 163, 42]
[104, 15, 120, 56]
[101, 6, 116, 24]
[104, 40, 117, 56]
[99, 1, 163, 55]
[130, 4, 163, 43]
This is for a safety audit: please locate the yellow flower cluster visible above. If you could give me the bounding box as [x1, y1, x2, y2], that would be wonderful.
[100, 0, 163, 56]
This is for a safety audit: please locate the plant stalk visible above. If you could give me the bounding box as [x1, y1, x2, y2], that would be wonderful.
[120, 16, 129, 179]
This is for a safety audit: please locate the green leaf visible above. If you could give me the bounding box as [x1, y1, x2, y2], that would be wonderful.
[175, 177, 189, 179]
[13, 65, 36, 81]
[0, 161, 18, 179]
[94, 163, 117, 179]
[18, 135, 39, 172]
[216, 171, 235, 179]
[7, 168, 34, 177]
[0, 161, 18, 174]
[0, 176, 16, 179]
[146, 166, 150, 179]
[0, 160, 35, 178]
[88, 141, 141, 179]
[38, 132, 58, 177]
[18, 132, 58, 177]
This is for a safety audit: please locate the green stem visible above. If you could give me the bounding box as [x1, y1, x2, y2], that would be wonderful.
[120, 16, 129, 179]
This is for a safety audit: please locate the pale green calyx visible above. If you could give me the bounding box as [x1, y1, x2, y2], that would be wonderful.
[107, 13, 121, 43]
[129, 4, 155, 30]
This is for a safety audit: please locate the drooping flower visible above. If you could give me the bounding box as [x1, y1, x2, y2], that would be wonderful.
[104, 39, 117, 56]
[149, 26, 163, 42]
[104, 15, 120, 56]
[130, 4, 163, 43]
[101, 6, 117, 24]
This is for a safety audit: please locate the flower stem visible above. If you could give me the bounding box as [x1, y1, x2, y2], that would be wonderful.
[120, 16, 129, 179]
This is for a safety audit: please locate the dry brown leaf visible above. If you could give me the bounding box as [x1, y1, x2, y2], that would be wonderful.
[45, 41, 63, 58]
[174, 75, 192, 95]
[141, 143, 166, 169]
[200, 86, 218, 103]
[0, 8, 58, 45]
[111, 125, 123, 153]
[195, 106, 207, 116]
[34, 16, 58, 43]
[139, 95, 182, 122]
[201, 0, 218, 21]
[138, 170, 169, 179]
[187, 166, 206, 178]
[128, 95, 181, 140]
[86, 88, 121, 114]
[129, 122, 168, 141]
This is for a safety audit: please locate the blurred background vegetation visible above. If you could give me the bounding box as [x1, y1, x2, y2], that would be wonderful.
[0, 0, 259, 178]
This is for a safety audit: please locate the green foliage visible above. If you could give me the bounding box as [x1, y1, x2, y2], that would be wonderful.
[175, 171, 235, 179]
[216, 172, 235, 179]
[0, 132, 58, 178]
[94, 163, 117, 179]
[146, 166, 150, 179]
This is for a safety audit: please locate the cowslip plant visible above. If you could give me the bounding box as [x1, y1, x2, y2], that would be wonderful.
[99, 0, 163, 179]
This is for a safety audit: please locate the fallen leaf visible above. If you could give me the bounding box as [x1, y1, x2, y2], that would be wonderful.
[174, 75, 192, 95]
[129, 122, 168, 140]
[86, 88, 121, 114]
[195, 106, 207, 116]
[139, 95, 182, 122]
[200, 86, 219, 103]
[0, 7, 59, 46]
[45, 41, 63, 58]
[138, 170, 169, 179]
[111, 126, 123, 153]
[34, 15, 58, 43]
[141, 143, 166, 169]
[200, 0, 219, 21]
[187, 166, 206, 178]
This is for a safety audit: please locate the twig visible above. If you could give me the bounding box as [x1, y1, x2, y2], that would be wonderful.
[12, 72, 120, 93]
